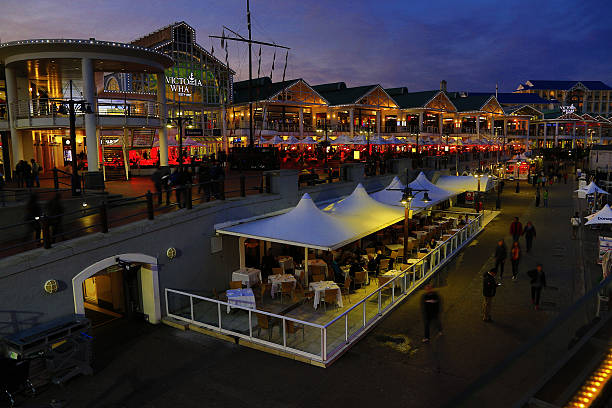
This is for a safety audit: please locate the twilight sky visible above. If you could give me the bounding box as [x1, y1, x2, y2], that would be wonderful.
[1, 0, 611, 92]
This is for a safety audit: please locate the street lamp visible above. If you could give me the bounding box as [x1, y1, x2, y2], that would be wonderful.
[55, 80, 93, 196]
[390, 186, 431, 262]
[474, 170, 483, 213]
[166, 104, 194, 171]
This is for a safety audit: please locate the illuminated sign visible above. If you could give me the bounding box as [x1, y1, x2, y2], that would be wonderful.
[561, 104, 576, 115]
[166, 72, 203, 97]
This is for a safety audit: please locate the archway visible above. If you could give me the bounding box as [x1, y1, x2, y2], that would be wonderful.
[72, 253, 160, 324]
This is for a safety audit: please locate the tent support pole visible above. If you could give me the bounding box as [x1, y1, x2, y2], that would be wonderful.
[304, 247, 309, 286]
[239, 237, 246, 269]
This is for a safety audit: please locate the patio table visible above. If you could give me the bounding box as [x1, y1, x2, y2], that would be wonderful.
[226, 288, 256, 313]
[381, 270, 403, 288]
[385, 243, 403, 251]
[277, 256, 294, 273]
[231, 268, 262, 288]
[309, 281, 343, 309]
[268, 274, 297, 298]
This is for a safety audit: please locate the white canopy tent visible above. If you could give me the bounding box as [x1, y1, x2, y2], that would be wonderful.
[331, 134, 353, 145]
[262, 135, 285, 145]
[351, 134, 368, 145]
[323, 183, 404, 225]
[586, 204, 612, 225]
[385, 136, 404, 145]
[576, 182, 609, 196]
[435, 175, 495, 193]
[371, 173, 454, 209]
[301, 136, 318, 145]
[285, 135, 301, 145]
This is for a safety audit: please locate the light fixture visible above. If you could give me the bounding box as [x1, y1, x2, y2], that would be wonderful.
[166, 118, 173, 128]
[82, 202, 88, 207]
[422, 192, 431, 203]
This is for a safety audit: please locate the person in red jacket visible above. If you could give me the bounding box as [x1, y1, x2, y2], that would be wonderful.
[509, 217, 523, 242]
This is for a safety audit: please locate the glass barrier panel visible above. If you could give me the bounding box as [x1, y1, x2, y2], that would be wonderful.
[380, 283, 394, 312]
[166, 291, 191, 319]
[364, 292, 380, 324]
[286, 322, 322, 358]
[325, 316, 347, 356]
[347, 304, 366, 339]
[192, 297, 219, 327]
[251, 312, 284, 346]
[221, 306, 251, 336]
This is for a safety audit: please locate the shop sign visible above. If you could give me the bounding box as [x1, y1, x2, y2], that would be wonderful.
[166, 72, 203, 97]
[132, 129, 155, 148]
[598, 236, 612, 264]
[561, 104, 576, 115]
[185, 128, 204, 137]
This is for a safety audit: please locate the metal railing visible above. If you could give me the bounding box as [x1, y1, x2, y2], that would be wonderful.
[165, 211, 484, 364]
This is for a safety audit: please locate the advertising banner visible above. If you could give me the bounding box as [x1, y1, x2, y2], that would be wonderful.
[598, 236, 612, 264]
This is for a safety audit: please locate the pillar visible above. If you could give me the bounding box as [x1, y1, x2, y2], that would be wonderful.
[418, 112, 424, 133]
[555, 122, 559, 147]
[503, 118, 507, 139]
[572, 122, 576, 149]
[439, 113, 443, 136]
[5, 66, 23, 166]
[81, 58, 99, 172]
[526, 119, 530, 149]
[349, 108, 354, 138]
[156, 73, 168, 167]
[476, 115, 480, 140]
[582, 92, 588, 114]
[376, 110, 381, 136]
[299, 107, 304, 138]
[239, 237, 246, 269]
[221, 105, 228, 153]
[543, 122, 547, 148]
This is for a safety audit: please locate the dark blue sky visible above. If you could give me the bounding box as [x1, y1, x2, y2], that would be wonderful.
[1, 0, 611, 91]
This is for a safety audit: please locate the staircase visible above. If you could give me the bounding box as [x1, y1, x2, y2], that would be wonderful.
[103, 148, 127, 181]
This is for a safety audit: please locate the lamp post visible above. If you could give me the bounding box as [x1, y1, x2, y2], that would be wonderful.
[474, 170, 483, 213]
[391, 187, 431, 263]
[166, 103, 194, 171]
[55, 80, 93, 196]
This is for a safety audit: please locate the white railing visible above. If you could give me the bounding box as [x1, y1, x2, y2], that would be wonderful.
[165, 211, 484, 364]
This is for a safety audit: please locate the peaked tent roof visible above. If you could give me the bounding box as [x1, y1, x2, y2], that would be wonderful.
[323, 183, 404, 225]
[301, 136, 318, 144]
[262, 135, 285, 144]
[371, 173, 454, 209]
[435, 175, 495, 192]
[576, 181, 609, 195]
[586, 204, 612, 225]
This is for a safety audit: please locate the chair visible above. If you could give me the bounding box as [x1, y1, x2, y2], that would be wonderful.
[212, 288, 220, 300]
[379, 258, 390, 272]
[308, 253, 316, 260]
[286, 320, 305, 341]
[396, 247, 405, 263]
[354, 271, 367, 291]
[256, 313, 278, 341]
[339, 276, 352, 304]
[322, 288, 339, 312]
[229, 281, 243, 289]
[259, 283, 272, 303]
[271, 267, 283, 276]
[312, 274, 325, 282]
[378, 276, 392, 296]
[280, 281, 294, 304]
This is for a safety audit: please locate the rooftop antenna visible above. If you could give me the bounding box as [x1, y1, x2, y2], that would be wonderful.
[495, 83, 498, 99]
[210, 1, 290, 148]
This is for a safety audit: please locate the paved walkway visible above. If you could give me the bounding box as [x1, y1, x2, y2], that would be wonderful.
[26, 177, 582, 408]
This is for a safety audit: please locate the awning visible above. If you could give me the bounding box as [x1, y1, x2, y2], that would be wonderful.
[371, 172, 455, 209]
[435, 175, 495, 192]
[576, 181, 609, 195]
[586, 204, 612, 225]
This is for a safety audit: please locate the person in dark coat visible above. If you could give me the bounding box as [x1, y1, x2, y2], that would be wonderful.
[421, 284, 442, 343]
[510, 241, 521, 280]
[535, 188, 541, 207]
[46, 193, 64, 242]
[509, 217, 523, 242]
[494, 239, 507, 280]
[151, 168, 163, 205]
[523, 221, 536, 252]
[15, 160, 25, 188]
[482, 269, 497, 322]
[24, 193, 41, 242]
[198, 162, 211, 201]
[22, 160, 32, 188]
[528, 264, 546, 310]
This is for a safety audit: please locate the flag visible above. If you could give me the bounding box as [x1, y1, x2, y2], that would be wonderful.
[211, 44, 214, 57]
[282, 51, 288, 82]
[270, 48, 276, 81]
[257, 46, 262, 78]
[221, 29, 225, 49]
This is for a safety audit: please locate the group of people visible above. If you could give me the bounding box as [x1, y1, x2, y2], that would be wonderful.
[14, 159, 42, 188]
[23, 193, 65, 243]
[483, 217, 546, 322]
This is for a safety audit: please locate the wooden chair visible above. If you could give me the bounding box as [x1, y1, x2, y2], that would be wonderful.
[354, 271, 368, 291]
[378, 276, 392, 296]
[312, 274, 325, 282]
[280, 281, 294, 304]
[212, 288, 220, 300]
[396, 247, 405, 263]
[379, 258, 390, 272]
[256, 313, 278, 341]
[259, 283, 272, 303]
[229, 281, 243, 289]
[417, 251, 427, 259]
[271, 267, 283, 276]
[286, 320, 305, 341]
[339, 276, 352, 304]
[322, 288, 339, 312]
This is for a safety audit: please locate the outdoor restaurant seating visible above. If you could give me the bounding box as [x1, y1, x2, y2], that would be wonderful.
[322, 289, 340, 312]
[339, 276, 352, 304]
[286, 320, 305, 341]
[312, 274, 325, 282]
[229, 281, 243, 289]
[280, 281, 294, 304]
[354, 271, 367, 291]
[259, 283, 272, 303]
[256, 313, 279, 341]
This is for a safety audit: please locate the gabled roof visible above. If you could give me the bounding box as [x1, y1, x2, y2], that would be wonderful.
[312, 83, 388, 106]
[503, 105, 542, 117]
[387, 90, 445, 109]
[522, 80, 612, 91]
[582, 113, 598, 122]
[445, 93, 498, 113]
[232, 77, 327, 105]
[541, 110, 583, 120]
[497, 92, 555, 105]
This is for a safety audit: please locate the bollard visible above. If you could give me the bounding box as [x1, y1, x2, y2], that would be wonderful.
[100, 202, 109, 233]
[41, 216, 51, 249]
[146, 191, 154, 220]
[52, 168, 59, 190]
[186, 184, 193, 209]
[240, 174, 246, 197]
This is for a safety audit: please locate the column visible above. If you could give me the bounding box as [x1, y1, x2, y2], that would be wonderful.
[349, 108, 354, 138]
[376, 110, 381, 136]
[438, 113, 443, 136]
[82, 58, 99, 172]
[221, 105, 228, 153]
[526, 119, 530, 149]
[503, 118, 507, 139]
[418, 112, 424, 133]
[582, 93, 588, 114]
[543, 122, 547, 148]
[555, 122, 559, 147]
[5, 66, 23, 166]
[156, 73, 168, 167]
[585, 122, 589, 146]
[476, 115, 480, 140]
[299, 107, 304, 138]
[572, 122, 576, 149]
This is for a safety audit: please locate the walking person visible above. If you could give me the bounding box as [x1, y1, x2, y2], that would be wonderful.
[535, 188, 541, 207]
[510, 241, 521, 280]
[30, 158, 41, 187]
[543, 189, 549, 208]
[46, 193, 64, 242]
[421, 284, 442, 343]
[151, 167, 163, 205]
[15, 160, 24, 188]
[510, 217, 523, 242]
[528, 264, 546, 311]
[494, 239, 507, 280]
[22, 159, 32, 188]
[482, 268, 497, 322]
[24, 193, 41, 243]
[571, 212, 581, 239]
[523, 221, 536, 252]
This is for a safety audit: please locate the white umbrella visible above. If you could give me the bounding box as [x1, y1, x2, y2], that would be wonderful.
[576, 181, 609, 195]
[385, 136, 403, 145]
[351, 134, 368, 145]
[331, 134, 353, 145]
[586, 204, 612, 225]
[262, 135, 285, 145]
[285, 135, 301, 145]
[301, 136, 318, 145]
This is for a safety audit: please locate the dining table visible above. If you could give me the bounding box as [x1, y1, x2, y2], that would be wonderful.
[268, 274, 297, 298]
[277, 256, 294, 273]
[309, 281, 343, 310]
[226, 288, 256, 313]
[231, 268, 262, 288]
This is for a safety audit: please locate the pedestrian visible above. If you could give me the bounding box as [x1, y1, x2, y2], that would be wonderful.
[482, 268, 497, 322]
[535, 188, 541, 207]
[30, 158, 41, 188]
[15, 160, 24, 188]
[564, 172, 568, 184]
[170, 169, 182, 208]
[515, 180, 520, 193]
[523, 221, 536, 252]
[24, 193, 41, 243]
[151, 167, 163, 205]
[421, 284, 442, 343]
[494, 239, 507, 280]
[528, 264, 546, 310]
[198, 161, 211, 202]
[23, 160, 32, 188]
[571, 211, 581, 239]
[46, 193, 64, 242]
[543, 189, 549, 208]
[510, 241, 521, 280]
[510, 217, 523, 242]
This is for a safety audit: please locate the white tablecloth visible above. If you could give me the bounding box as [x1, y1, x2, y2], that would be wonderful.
[309, 281, 343, 309]
[381, 270, 402, 287]
[231, 268, 262, 288]
[268, 274, 297, 298]
[277, 256, 294, 273]
[226, 288, 256, 313]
